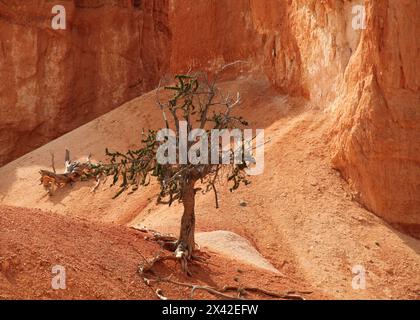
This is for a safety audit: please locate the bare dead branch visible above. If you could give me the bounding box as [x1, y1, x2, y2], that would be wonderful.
[50, 152, 56, 173]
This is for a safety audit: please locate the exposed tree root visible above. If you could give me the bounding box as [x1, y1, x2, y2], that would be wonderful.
[138, 246, 310, 300]
[174, 241, 191, 275]
[155, 288, 168, 300]
[138, 251, 180, 275]
[140, 272, 310, 300]
[139, 228, 179, 251]
[221, 285, 311, 300]
[136, 227, 209, 276]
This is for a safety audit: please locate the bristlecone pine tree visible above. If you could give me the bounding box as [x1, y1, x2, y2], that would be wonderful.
[72, 70, 254, 274]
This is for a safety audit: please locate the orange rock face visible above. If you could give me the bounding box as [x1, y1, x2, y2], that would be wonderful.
[0, 0, 170, 165]
[169, 0, 420, 232]
[329, 0, 420, 232]
[0, 0, 418, 231]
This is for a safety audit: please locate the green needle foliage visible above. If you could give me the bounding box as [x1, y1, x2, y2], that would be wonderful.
[96, 72, 252, 207]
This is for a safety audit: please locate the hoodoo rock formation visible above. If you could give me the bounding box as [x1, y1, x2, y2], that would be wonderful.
[0, 0, 418, 233]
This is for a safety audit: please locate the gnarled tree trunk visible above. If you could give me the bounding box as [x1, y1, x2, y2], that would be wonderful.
[176, 180, 196, 260]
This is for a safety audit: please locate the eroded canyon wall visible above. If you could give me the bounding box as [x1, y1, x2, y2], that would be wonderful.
[0, 0, 364, 164]
[168, 0, 420, 230]
[0, 0, 170, 165]
[329, 0, 420, 231]
[1, 0, 418, 231]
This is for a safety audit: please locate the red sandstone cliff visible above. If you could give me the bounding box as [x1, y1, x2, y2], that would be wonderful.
[329, 0, 420, 231]
[0, 0, 418, 231]
[168, 0, 419, 229]
[0, 0, 170, 165]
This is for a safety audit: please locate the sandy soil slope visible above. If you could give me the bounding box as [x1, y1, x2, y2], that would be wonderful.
[0, 205, 309, 300]
[0, 77, 419, 299]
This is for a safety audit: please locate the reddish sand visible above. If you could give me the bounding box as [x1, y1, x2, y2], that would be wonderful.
[0, 205, 317, 300]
